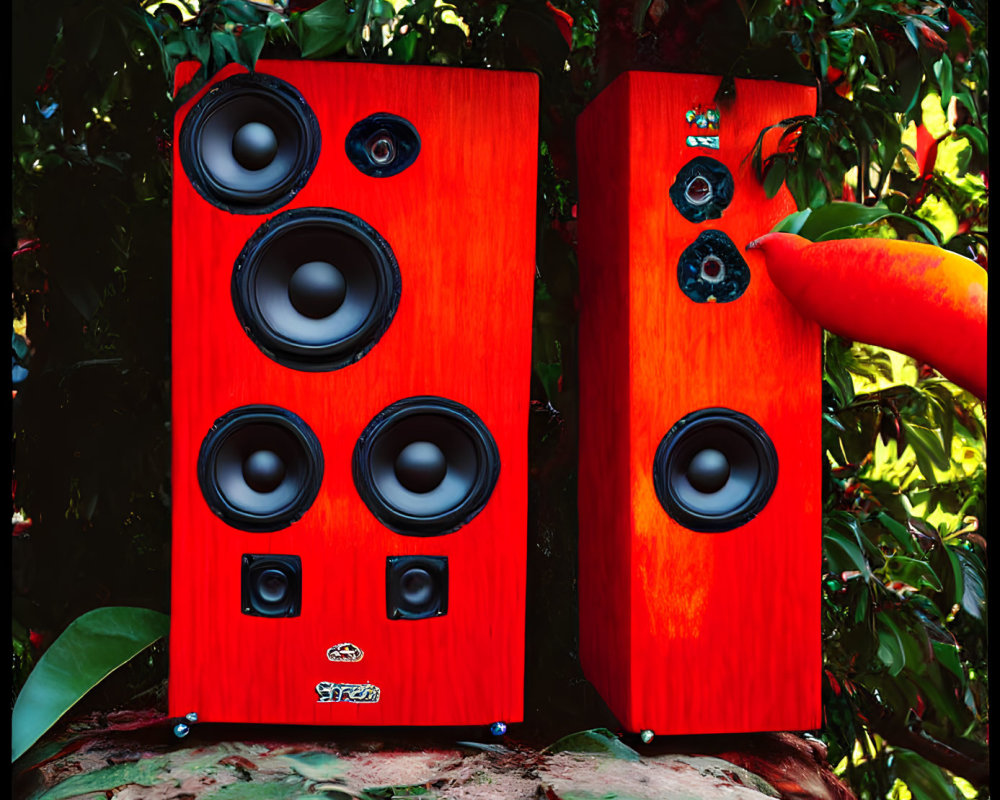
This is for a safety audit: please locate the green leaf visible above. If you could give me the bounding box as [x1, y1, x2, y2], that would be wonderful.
[35, 755, 173, 800]
[952, 547, 985, 622]
[296, 0, 353, 58]
[211, 29, 242, 69]
[956, 124, 987, 156]
[238, 26, 268, 69]
[931, 641, 963, 681]
[11, 607, 169, 762]
[877, 512, 917, 555]
[391, 30, 418, 62]
[933, 57, 952, 112]
[885, 555, 942, 592]
[795, 201, 891, 240]
[762, 158, 786, 199]
[892, 749, 963, 800]
[772, 208, 812, 234]
[875, 616, 906, 676]
[900, 421, 950, 471]
[220, 0, 266, 25]
[823, 527, 871, 579]
[544, 728, 641, 761]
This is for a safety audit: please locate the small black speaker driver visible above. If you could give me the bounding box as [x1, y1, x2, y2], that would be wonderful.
[198, 405, 324, 532]
[353, 397, 501, 536]
[653, 408, 778, 532]
[386, 555, 448, 620]
[178, 72, 321, 214]
[242, 554, 302, 617]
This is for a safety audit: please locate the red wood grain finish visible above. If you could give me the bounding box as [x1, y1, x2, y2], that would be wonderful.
[577, 72, 822, 735]
[169, 62, 538, 726]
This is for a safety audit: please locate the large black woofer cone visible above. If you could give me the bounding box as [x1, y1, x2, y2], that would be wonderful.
[353, 397, 500, 536]
[386, 555, 448, 619]
[178, 73, 320, 214]
[233, 208, 401, 371]
[653, 408, 778, 532]
[242, 554, 302, 617]
[198, 405, 324, 532]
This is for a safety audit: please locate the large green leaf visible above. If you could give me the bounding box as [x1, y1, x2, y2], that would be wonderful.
[544, 728, 641, 761]
[11, 606, 169, 763]
[891, 748, 963, 800]
[772, 201, 941, 246]
[295, 0, 356, 58]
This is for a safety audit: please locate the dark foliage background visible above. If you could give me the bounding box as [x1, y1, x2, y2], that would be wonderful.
[11, 1, 987, 797]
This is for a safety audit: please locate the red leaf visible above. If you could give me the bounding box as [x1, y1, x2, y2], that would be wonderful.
[546, 2, 573, 47]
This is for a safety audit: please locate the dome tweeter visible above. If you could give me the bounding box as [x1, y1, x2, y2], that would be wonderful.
[353, 397, 501, 536]
[179, 73, 321, 214]
[198, 405, 324, 532]
[653, 408, 778, 532]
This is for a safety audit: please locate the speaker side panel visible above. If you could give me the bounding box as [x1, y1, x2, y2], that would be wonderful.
[170, 62, 537, 725]
[625, 74, 821, 734]
[576, 76, 636, 721]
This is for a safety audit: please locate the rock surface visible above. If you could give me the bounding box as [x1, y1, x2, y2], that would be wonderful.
[12, 710, 856, 800]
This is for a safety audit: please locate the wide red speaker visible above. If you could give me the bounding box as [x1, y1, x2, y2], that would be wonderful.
[576, 72, 822, 736]
[169, 61, 538, 727]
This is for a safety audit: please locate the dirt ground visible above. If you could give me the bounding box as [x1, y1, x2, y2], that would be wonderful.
[12, 709, 857, 800]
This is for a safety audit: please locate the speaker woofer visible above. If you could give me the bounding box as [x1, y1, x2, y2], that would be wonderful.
[178, 73, 320, 214]
[198, 405, 324, 532]
[233, 208, 402, 371]
[386, 556, 448, 619]
[668, 156, 734, 223]
[353, 397, 500, 536]
[242, 554, 302, 617]
[653, 408, 778, 532]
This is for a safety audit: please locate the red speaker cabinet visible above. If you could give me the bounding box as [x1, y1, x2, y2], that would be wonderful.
[576, 72, 822, 736]
[169, 61, 538, 727]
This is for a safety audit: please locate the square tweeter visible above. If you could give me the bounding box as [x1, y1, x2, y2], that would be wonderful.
[386, 556, 448, 620]
[242, 554, 302, 618]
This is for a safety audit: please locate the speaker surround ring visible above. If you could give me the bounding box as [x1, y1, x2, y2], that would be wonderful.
[353, 397, 500, 536]
[233, 208, 402, 372]
[178, 72, 320, 214]
[653, 408, 778, 532]
[198, 405, 324, 532]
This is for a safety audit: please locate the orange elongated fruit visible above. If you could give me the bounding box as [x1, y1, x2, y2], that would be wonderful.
[747, 233, 988, 400]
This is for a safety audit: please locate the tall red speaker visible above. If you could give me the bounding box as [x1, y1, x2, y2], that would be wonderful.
[169, 61, 538, 727]
[576, 72, 822, 736]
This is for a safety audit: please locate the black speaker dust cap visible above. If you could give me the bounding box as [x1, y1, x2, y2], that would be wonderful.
[653, 407, 778, 533]
[233, 207, 402, 372]
[178, 72, 321, 214]
[353, 397, 501, 536]
[198, 405, 324, 532]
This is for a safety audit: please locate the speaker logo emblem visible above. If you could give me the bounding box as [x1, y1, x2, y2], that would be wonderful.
[684, 105, 720, 149]
[326, 643, 364, 662]
[315, 682, 381, 703]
